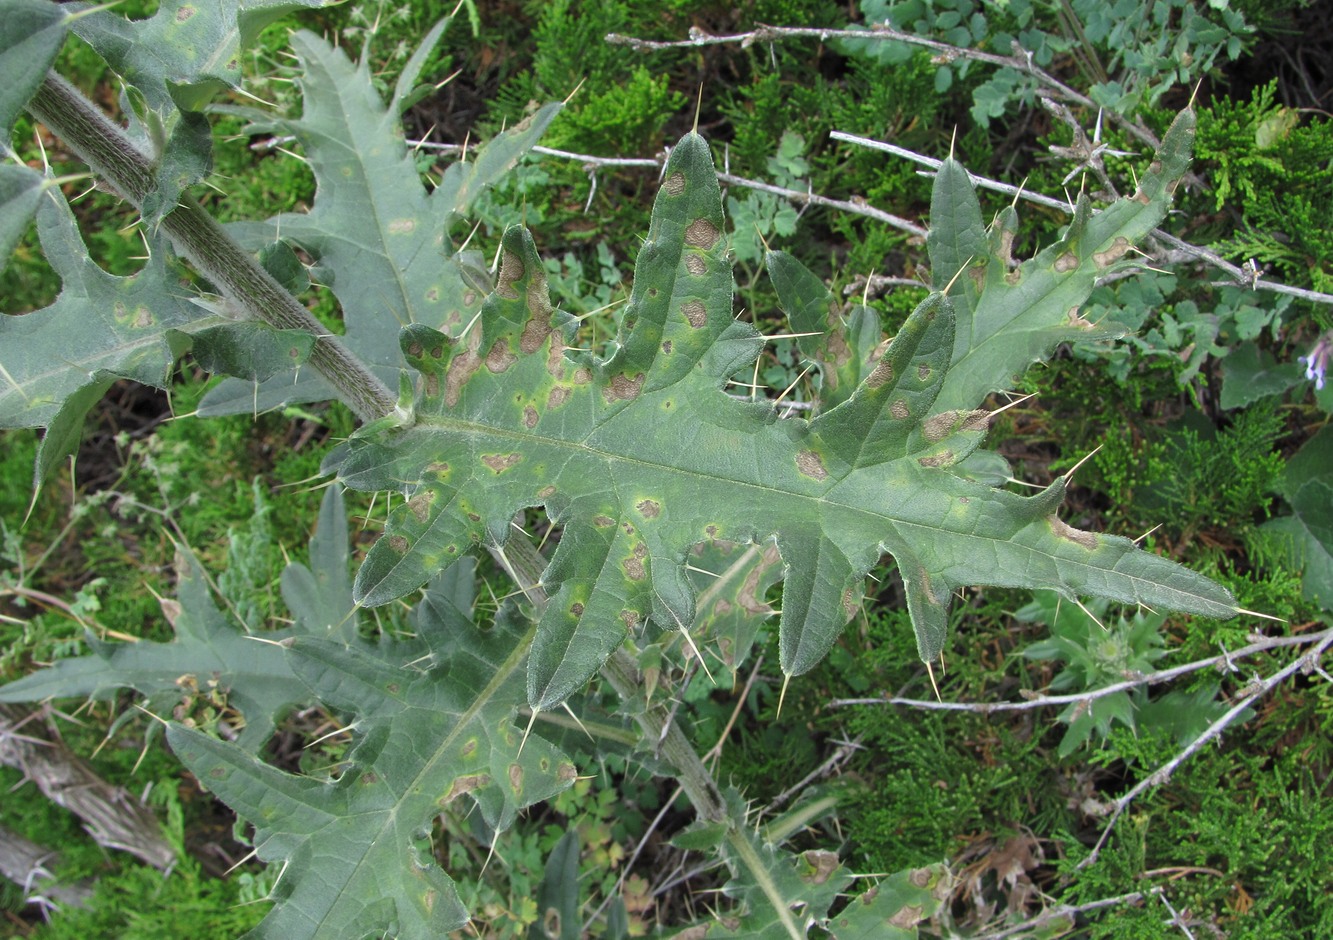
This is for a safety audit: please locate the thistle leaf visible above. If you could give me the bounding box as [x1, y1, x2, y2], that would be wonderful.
[199, 28, 560, 415]
[0, 542, 300, 751]
[334, 119, 1235, 710]
[930, 111, 1197, 412]
[0, 0, 67, 142]
[0, 189, 215, 483]
[167, 603, 575, 940]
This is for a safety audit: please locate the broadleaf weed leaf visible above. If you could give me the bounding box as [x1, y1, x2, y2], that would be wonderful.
[334, 118, 1236, 711]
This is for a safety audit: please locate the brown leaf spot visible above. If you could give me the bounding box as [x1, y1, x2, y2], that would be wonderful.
[388, 217, 415, 234]
[481, 453, 521, 473]
[620, 609, 640, 629]
[570, 602, 585, 616]
[407, 340, 424, 357]
[460, 737, 479, 758]
[1048, 515, 1098, 549]
[739, 543, 781, 614]
[796, 449, 829, 480]
[661, 340, 672, 354]
[387, 535, 409, 553]
[175, 4, 196, 21]
[463, 289, 478, 306]
[681, 300, 707, 328]
[538, 485, 556, 498]
[684, 218, 720, 249]
[664, 171, 686, 196]
[593, 515, 615, 528]
[1093, 236, 1130, 268]
[497, 249, 524, 299]
[605, 372, 645, 401]
[922, 412, 957, 443]
[523, 405, 539, 429]
[685, 254, 706, 276]
[891, 399, 911, 419]
[134, 307, 153, 328]
[548, 386, 571, 408]
[866, 358, 894, 388]
[486, 339, 517, 373]
[1066, 306, 1094, 329]
[520, 315, 552, 355]
[573, 367, 593, 385]
[407, 492, 432, 522]
[508, 764, 523, 793]
[889, 904, 926, 929]
[445, 332, 482, 406]
[917, 363, 931, 380]
[918, 451, 953, 467]
[802, 850, 840, 885]
[1053, 251, 1078, 273]
[441, 773, 490, 806]
[636, 499, 661, 518]
[623, 556, 645, 580]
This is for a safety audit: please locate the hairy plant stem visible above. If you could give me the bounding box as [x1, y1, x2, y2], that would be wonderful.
[26, 72, 398, 422]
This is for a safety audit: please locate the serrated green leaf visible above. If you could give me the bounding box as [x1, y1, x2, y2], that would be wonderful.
[0, 543, 300, 751]
[191, 321, 315, 380]
[531, 830, 581, 940]
[825, 864, 951, 939]
[68, 0, 338, 114]
[1220, 341, 1303, 409]
[199, 28, 560, 415]
[1260, 426, 1333, 606]
[0, 189, 217, 483]
[767, 249, 881, 412]
[278, 484, 362, 644]
[0, 0, 67, 144]
[930, 110, 1197, 412]
[167, 604, 575, 940]
[335, 124, 1235, 710]
[0, 166, 45, 272]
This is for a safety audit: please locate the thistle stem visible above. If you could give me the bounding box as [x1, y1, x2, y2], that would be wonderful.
[26, 72, 398, 422]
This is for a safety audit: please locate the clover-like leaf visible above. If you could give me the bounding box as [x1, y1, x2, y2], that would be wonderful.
[332, 118, 1236, 713]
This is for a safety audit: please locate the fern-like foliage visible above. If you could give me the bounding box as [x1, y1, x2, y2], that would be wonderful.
[331, 113, 1236, 711]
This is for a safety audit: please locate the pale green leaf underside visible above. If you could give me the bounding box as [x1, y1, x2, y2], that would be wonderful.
[333, 124, 1235, 711]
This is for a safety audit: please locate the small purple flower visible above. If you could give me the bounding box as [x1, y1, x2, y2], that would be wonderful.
[1299, 332, 1331, 391]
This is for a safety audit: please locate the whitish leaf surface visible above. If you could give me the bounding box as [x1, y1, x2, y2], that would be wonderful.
[332, 124, 1235, 711]
[167, 601, 575, 940]
[199, 27, 559, 415]
[0, 543, 299, 751]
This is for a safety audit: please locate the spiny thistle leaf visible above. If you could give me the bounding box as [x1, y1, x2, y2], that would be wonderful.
[825, 864, 951, 939]
[332, 117, 1236, 712]
[199, 27, 560, 415]
[166, 597, 576, 940]
[0, 541, 300, 752]
[929, 110, 1197, 412]
[0, 0, 67, 143]
[0, 189, 215, 484]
